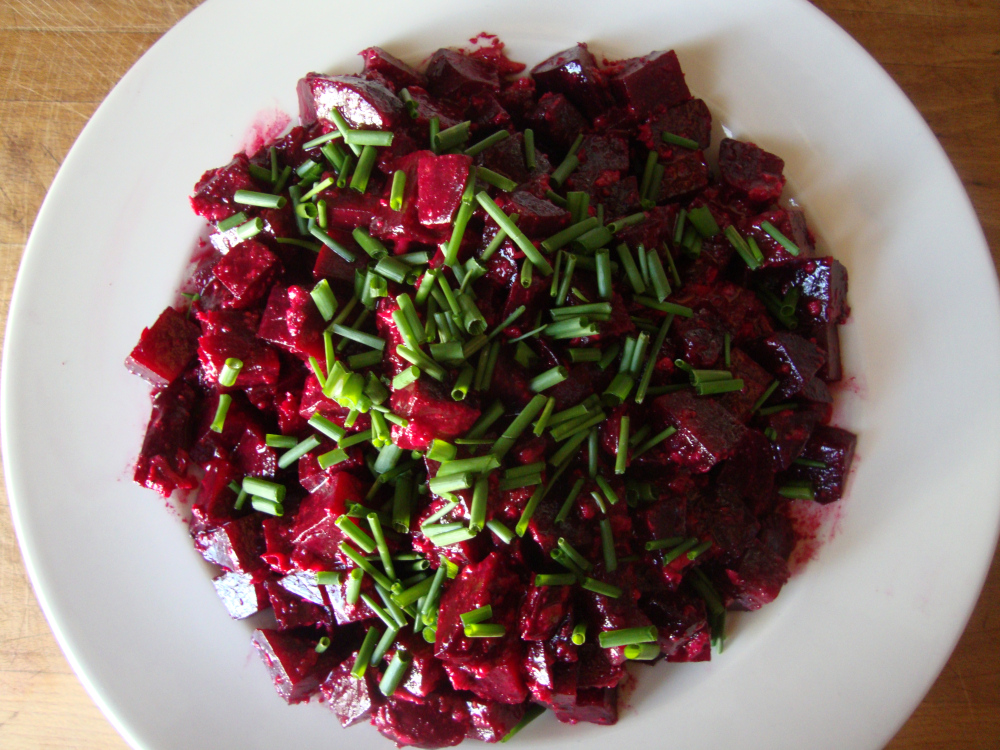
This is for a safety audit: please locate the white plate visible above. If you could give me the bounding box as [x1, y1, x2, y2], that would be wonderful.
[4, 0, 998, 748]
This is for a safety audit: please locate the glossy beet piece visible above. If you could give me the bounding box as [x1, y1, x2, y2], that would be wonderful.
[502, 191, 571, 236]
[518, 583, 572, 641]
[531, 44, 612, 118]
[609, 50, 690, 118]
[765, 407, 821, 470]
[417, 153, 473, 226]
[197, 330, 280, 387]
[442, 644, 528, 705]
[805, 321, 842, 382]
[524, 642, 578, 710]
[190, 457, 241, 530]
[657, 148, 710, 200]
[320, 656, 376, 727]
[687, 491, 760, 563]
[213, 571, 269, 620]
[290, 473, 367, 563]
[425, 48, 500, 98]
[526, 92, 588, 151]
[751, 332, 826, 400]
[390, 378, 481, 446]
[193, 515, 268, 580]
[389, 631, 447, 699]
[641, 98, 712, 154]
[133, 378, 197, 497]
[212, 240, 280, 309]
[360, 46, 425, 91]
[251, 628, 338, 704]
[717, 348, 773, 423]
[718, 138, 786, 203]
[755, 256, 850, 326]
[553, 687, 618, 726]
[257, 284, 327, 362]
[785, 425, 856, 503]
[373, 692, 470, 748]
[653, 390, 747, 473]
[313, 236, 369, 285]
[125, 307, 201, 386]
[265, 580, 329, 631]
[465, 698, 526, 742]
[723, 539, 790, 610]
[640, 589, 710, 660]
[672, 308, 725, 368]
[297, 73, 406, 130]
[190, 154, 259, 221]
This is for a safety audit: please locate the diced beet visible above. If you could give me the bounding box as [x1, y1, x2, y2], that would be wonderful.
[257, 285, 327, 362]
[373, 692, 470, 748]
[524, 642, 578, 709]
[690, 281, 775, 343]
[297, 73, 405, 130]
[718, 138, 786, 203]
[320, 656, 376, 727]
[784, 425, 857, 503]
[754, 256, 850, 326]
[190, 154, 259, 221]
[672, 308, 725, 368]
[750, 332, 826, 400]
[807, 321, 843, 382]
[194, 308, 260, 336]
[717, 348, 773, 422]
[193, 515, 268, 580]
[526, 92, 588, 152]
[518, 583, 572, 641]
[657, 148, 710, 200]
[391, 631, 447, 699]
[442, 644, 528, 704]
[213, 571, 269, 620]
[360, 46, 425, 91]
[687, 491, 760, 563]
[126, 307, 201, 386]
[601, 175, 642, 217]
[211, 240, 280, 309]
[653, 390, 747, 473]
[133, 378, 197, 497]
[404, 85, 465, 130]
[609, 50, 690, 118]
[531, 44, 612, 119]
[190, 457, 241, 530]
[277, 568, 331, 606]
[765, 408, 820, 470]
[251, 628, 338, 704]
[465, 93, 512, 130]
[737, 208, 806, 267]
[425, 48, 500, 98]
[723, 539, 790, 610]
[417, 153, 473, 226]
[197, 330, 280, 387]
[320, 569, 379, 625]
[581, 566, 651, 665]
[321, 189, 383, 232]
[298, 374, 370, 433]
[465, 698, 526, 742]
[566, 134, 629, 198]
[262, 517, 296, 575]
[476, 132, 538, 186]
[640, 98, 712, 154]
[640, 589, 709, 660]
[502, 191, 570, 236]
[553, 687, 618, 726]
[758, 510, 797, 561]
[264, 580, 329, 630]
[716, 429, 776, 515]
[640, 490, 688, 542]
[390, 378, 481, 443]
[291, 473, 367, 563]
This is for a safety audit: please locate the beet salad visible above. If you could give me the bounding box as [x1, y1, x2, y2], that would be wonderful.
[126, 36, 856, 748]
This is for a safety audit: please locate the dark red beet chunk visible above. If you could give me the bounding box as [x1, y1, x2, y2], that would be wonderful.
[526, 93, 588, 151]
[785, 425, 857, 503]
[750, 332, 826, 400]
[193, 515, 268, 580]
[251, 628, 338, 704]
[197, 330, 280, 387]
[641, 590, 710, 660]
[125, 306, 201, 387]
[360, 46, 425, 91]
[657, 148, 710, 200]
[718, 138, 786, 203]
[531, 44, 613, 118]
[425, 49, 500, 98]
[654, 390, 747, 473]
[257, 285, 327, 362]
[133, 378, 197, 497]
[265, 580, 329, 631]
[390, 378, 481, 447]
[518, 583, 572, 641]
[320, 656, 376, 727]
[723, 539, 790, 610]
[417, 153, 473, 227]
[641, 98, 712, 154]
[211, 240, 281, 310]
[502, 191, 571, 236]
[465, 699, 526, 742]
[717, 348, 773, 422]
[297, 73, 406, 130]
[373, 693, 470, 748]
[609, 50, 691, 118]
[755, 256, 850, 326]
[553, 687, 618, 726]
[213, 571, 269, 620]
[190, 154, 259, 221]
[765, 408, 821, 470]
[291, 473, 367, 564]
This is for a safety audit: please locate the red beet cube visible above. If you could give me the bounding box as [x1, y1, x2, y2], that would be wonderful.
[531, 44, 613, 118]
[320, 657, 376, 727]
[526, 92, 588, 152]
[687, 491, 760, 563]
[291, 473, 367, 563]
[672, 308, 726, 368]
[518, 583, 572, 641]
[755, 256, 850, 326]
[716, 429, 777, 515]
[193, 514, 268, 580]
[465, 698, 526, 742]
[126, 307, 201, 386]
[641, 98, 712, 154]
[264, 580, 329, 631]
[476, 132, 540, 186]
[425, 48, 500, 98]
[373, 693, 470, 748]
[190, 154, 259, 221]
[250, 628, 338, 704]
[212, 240, 280, 309]
[133, 379, 197, 497]
[360, 46, 424, 91]
[390, 378, 481, 443]
[718, 138, 786, 203]
[641, 590, 710, 660]
[190, 457, 241, 530]
[197, 331, 280, 387]
[765, 408, 820, 470]
[609, 50, 691, 118]
[724, 539, 790, 610]
[553, 687, 618, 726]
[212, 571, 269, 620]
[717, 347, 773, 422]
[654, 390, 747, 472]
[524, 642, 578, 710]
[443, 643, 528, 705]
[257, 285, 327, 362]
[297, 73, 406, 130]
[502, 191, 570, 237]
[657, 148, 710, 200]
[751, 332, 826, 400]
[785, 425, 857, 503]
[417, 153, 473, 226]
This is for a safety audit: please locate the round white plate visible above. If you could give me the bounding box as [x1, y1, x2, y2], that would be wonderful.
[4, 0, 998, 748]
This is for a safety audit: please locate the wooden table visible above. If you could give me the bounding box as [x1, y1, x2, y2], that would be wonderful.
[0, 1, 997, 747]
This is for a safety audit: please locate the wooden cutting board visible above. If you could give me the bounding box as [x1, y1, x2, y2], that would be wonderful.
[0, 0, 997, 747]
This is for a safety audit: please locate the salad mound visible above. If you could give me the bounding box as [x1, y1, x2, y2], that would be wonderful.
[127, 37, 855, 747]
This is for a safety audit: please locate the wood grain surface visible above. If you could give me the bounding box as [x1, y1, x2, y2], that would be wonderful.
[1, 1, 997, 747]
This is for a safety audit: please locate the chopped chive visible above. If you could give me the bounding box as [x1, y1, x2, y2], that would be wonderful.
[470, 476, 489, 532]
[214, 357, 244, 388]
[336, 515, 377, 553]
[478, 521, 512, 547]
[551, 153, 579, 186]
[428, 116, 440, 152]
[420, 561, 449, 623]
[431, 527, 479, 547]
[661, 131, 700, 149]
[303, 130, 343, 150]
[347, 349, 382, 370]
[233, 189, 286, 209]
[602, 372, 635, 406]
[341, 542, 393, 589]
[568, 348, 602, 364]
[428, 472, 475, 495]
[532, 396, 557, 437]
[379, 648, 412, 696]
[500, 704, 545, 744]
[598, 625, 657, 649]
[607, 212, 646, 234]
[633, 296, 693, 318]
[554, 477, 586, 525]
[725, 225, 761, 269]
[793, 457, 828, 469]
[465, 129, 510, 158]
[249, 495, 283, 516]
[236, 217, 266, 240]
[635, 314, 674, 404]
[544, 318, 598, 339]
[464, 623, 505, 638]
[459, 605, 493, 627]
[437, 454, 501, 476]
[492, 393, 548, 457]
[545, 189, 569, 208]
[351, 626, 380, 678]
[573, 225, 613, 253]
[386, 170, 407, 212]
[629, 332, 650, 376]
[529, 365, 568, 393]
[581, 577, 622, 598]
[366, 513, 396, 581]
[515, 485, 545, 537]
[330, 323, 386, 352]
[241, 477, 285, 503]
[520, 259, 533, 289]
[476, 193, 552, 275]
[695, 378, 744, 396]
[646, 248, 672, 302]
[466, 400, 505, 439]
[342, 129, 394, 147]
[392, 575, 433, 610]
[265, 434, 298, 449]
[588, 428, 599, 478]
[371, 623, 400, 666]
[557, 538, 593, 572]
[594, 476, 619, 508]
[758, 402, 798, 416]
[476, 166, 518, 193]
[662, 537, 698, 564]
[521, 128, 536, 169]
[376, 584, 409, 627]
[535, 573, 577, 587]
[463, 333, 490, 360]
[391, 474, 413, 533]
[374, 443, 405, 475]
[596, 518, 617, 572]
[687, 539, 713, 560]
[540, 216, 600, 254]
[458, 295, 487, 336]
[781, 286, 801, 318]
[434, 120, 471, 152]
[624, 642, 661, 660]
[633, 426, 678, 459]
[639, 150, 659, 200]
[645, 536, 685, 551]
[778, 484, 815, 500]
[547, 426, 589, 468]
[761, 220, 801, 256]
[498, 473, 542, 491]
[478, 341, 500, 391]
[277, 435, 321, 469]
[487, 305, 526, 341]
[445, 200, 475, 266]
[349, 144, 377, 193]
[217, 211, 248, 232]
[614, 416, 630, 475]
[749, 379, 781, 414]
[672, 209, 687, 246]
[309, 226, 356, 262]
[427, 439, 458, 463]
[551, 548, 585, 578]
